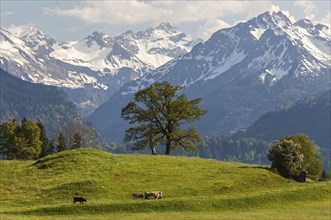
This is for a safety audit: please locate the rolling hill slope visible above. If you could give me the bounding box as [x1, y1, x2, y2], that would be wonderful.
[0, 148, 330, 219]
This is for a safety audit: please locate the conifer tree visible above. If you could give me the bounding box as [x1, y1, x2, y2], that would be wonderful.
[37, 119, 51, 158]
[57, 132, 67, 152]
[72, 132, 83, 149]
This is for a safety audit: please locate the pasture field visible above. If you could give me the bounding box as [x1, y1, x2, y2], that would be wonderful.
[0, 148, 330, 219]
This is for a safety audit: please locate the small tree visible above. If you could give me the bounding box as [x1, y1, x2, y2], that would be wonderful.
[72, 132, 83, 149]
[10, 118, 42, 160]
[268, 139, 304, 178]
[37, 119, 51, 158]
[0, 120, 18, 159]
[285, 134, 322, 180]
[57, 132, 67, 152]
[268, 134, 322, 180]
[122, 81, 206, 155]
[0, 119, 53, 159]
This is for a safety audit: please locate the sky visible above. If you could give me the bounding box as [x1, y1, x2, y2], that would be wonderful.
[0, 0, 330, 41]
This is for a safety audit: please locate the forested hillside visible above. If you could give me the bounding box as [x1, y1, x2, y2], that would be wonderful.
[0, 68, 83, 136]
[236, 90, 331, 169]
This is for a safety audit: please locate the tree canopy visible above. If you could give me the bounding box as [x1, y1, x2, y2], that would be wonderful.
[0, 118, 92, 159]
[0, 118, 42, 159]
[121, 81, 206, 155]
[268, 134, 322, 180]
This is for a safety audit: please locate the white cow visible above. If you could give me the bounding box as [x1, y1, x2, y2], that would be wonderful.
[144, 191, 163, 199]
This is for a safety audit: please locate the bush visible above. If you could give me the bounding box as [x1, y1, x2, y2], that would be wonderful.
[268, 134, 322, 181]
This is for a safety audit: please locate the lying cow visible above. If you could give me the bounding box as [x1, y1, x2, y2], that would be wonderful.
[73, 197, 87, 204]
[144, 191, 163, 199]
[132, 193, 144, 199]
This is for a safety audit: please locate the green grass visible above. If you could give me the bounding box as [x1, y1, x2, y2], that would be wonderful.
[0, 148, 330, 219]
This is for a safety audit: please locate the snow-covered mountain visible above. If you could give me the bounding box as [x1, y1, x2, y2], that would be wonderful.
[0, 23, 201, 115]
[88, 11, 331, 141]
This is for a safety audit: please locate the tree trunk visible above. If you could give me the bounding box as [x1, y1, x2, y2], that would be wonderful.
[149, 135, 157, 155]
[165, 138, 171, 155]
[151, 146, 157, 155]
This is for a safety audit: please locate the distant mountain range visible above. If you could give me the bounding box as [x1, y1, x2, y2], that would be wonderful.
[88, 11, 330, 141]
[0, 68, 83, 137]
[0, 23, 201, 115]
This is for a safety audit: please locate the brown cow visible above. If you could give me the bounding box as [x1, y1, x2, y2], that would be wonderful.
[132, 193, 144, 199]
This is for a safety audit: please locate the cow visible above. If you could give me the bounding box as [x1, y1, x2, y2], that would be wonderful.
[144, 191, 163, 199]
[132, 193, 144, 199]
[73, 197, 87, 204]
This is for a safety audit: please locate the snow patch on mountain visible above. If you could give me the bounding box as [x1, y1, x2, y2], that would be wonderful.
[205, 50, 246, 81]
[250, 28, 267, 40]
[1, 23, 201, 115]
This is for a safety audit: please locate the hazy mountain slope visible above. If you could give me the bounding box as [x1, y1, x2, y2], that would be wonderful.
[0, 68, 82, 136]
[88, 11, 330, 141]
[235, 90, 331, 168]
[239, 90, 330, 144]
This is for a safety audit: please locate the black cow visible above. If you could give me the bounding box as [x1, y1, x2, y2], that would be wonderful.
[73, 197, 87, 204]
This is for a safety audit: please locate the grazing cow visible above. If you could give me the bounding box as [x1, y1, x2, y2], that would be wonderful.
[73, 197, 87, 204]
[132, 193, 144, 199]
[144, 191, 163, 199]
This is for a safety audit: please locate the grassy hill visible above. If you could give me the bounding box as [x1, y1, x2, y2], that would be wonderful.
[0, 148, 330, 219]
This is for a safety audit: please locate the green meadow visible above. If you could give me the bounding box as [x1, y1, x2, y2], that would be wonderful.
[0, 148, 330, 219]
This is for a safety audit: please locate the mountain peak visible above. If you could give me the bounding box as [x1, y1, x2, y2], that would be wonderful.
[295, 19, 314, 29]
[156, 22, 175, 31]
[91, 31, 108, 37]
[5, 24, 37, 37]
[315, 23, 329, 31]
[255, 11, 293, 27]
[83, 31, 113, 48]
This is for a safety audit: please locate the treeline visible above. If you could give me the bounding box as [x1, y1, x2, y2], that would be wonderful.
[196, 136, 270, 164]
[99, 135, 271, 165]
[0, 118, 97, 160]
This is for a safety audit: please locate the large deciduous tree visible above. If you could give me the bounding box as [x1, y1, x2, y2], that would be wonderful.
[121, 81, 206, 155]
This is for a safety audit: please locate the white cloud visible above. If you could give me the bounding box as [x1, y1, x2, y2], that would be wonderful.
[318, 12, 331, 28]
[5, 11, 14, 16]
[43, 0, 275, 26]
[197, 19, 230, 40]
[294, 0, 317, 21]
[1, 11, 14, 17]
[293, 0, 330, 27]
[5, 24, 35, 36]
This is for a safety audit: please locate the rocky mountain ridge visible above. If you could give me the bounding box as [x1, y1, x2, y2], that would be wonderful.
[88, 11, 330, 141]
[0, 23, 201, 115]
